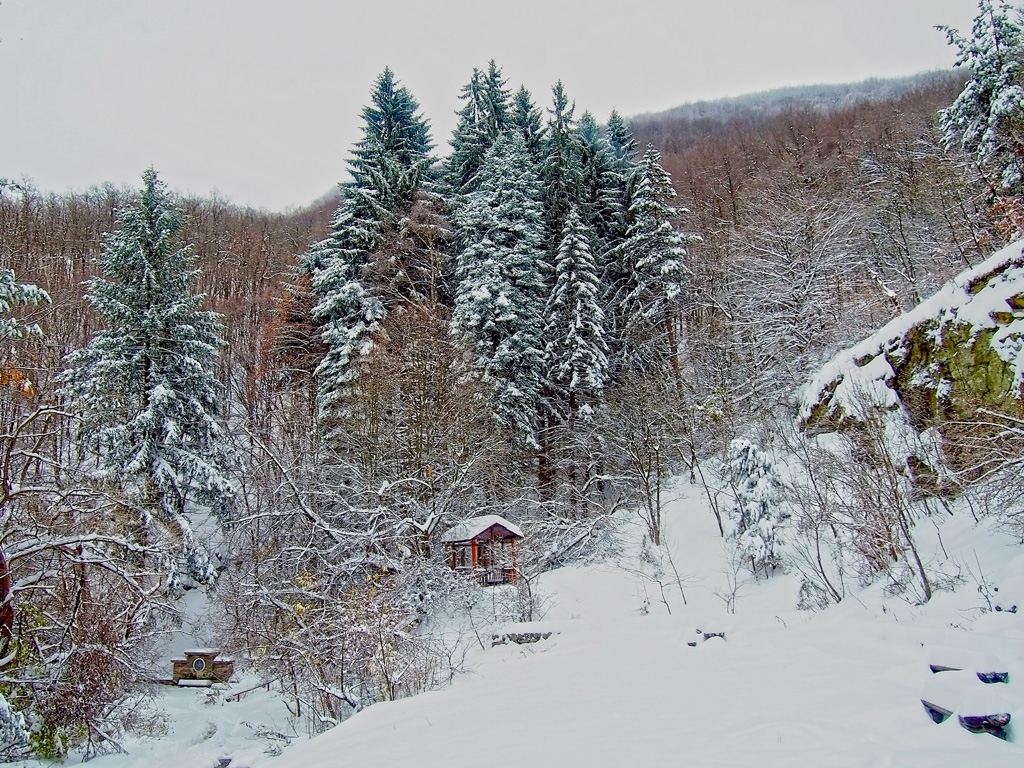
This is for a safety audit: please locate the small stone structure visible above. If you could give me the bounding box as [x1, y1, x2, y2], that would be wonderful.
[172, 648, 234, 686]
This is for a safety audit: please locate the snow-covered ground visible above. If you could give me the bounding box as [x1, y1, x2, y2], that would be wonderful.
[23, 477, 1024, 767]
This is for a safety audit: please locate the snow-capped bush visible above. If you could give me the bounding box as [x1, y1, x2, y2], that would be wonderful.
[0, 693, 29, 760]
[725, 439, 784, 575]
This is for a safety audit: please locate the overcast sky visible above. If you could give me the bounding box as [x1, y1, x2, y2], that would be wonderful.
[0, 0, 982, 212]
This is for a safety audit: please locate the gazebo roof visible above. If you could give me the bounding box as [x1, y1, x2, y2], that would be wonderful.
[183, 648, 221, 656]
[440, 514, 523, 544]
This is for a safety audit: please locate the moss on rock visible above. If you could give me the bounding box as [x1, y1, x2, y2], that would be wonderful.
[801, 241, 1024, 479]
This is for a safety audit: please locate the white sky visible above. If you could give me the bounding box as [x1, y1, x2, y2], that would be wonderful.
[0, 0, 981, 212]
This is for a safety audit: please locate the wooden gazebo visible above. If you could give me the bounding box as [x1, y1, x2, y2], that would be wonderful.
[441, 515, 522, 585]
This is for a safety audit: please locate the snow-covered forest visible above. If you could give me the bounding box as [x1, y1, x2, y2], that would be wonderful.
[3, 1, 1024, 762]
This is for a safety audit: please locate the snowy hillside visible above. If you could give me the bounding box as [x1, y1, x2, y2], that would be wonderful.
[36, 476, 1021, 768]
[6, 6, 1021, 761]
[252, 481, 1023, 768]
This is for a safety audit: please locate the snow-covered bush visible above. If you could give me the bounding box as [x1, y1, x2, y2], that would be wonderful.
[783, 385, 940, 607]
[725, 439, 784, 575]
[0, 694, 29, 761]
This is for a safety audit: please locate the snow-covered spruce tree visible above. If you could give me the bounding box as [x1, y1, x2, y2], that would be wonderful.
[939, 0, 1024, 194]
[306, 196, 388, 418]
[600, 109, 639, 244]
[510, 85, 547, 163]
[306, 68, 433, 419]
[575, 110, 624, 255]
[608, 145, 689, 378]
[543, 206, 608, 421]
[596, 110, 639, 350]
[451, 132, 547, 445]
[541, 81, 585, 256]
[60, 168, 233, 584]
[445, 60, 511, 193]
[606, 109, 639, 170]
[725, 438, 784, 575]
[540, 206, 609, 510]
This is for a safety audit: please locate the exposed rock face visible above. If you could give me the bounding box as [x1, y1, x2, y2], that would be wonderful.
[801, 241, 1024, 446]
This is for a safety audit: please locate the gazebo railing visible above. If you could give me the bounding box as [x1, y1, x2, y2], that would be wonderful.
[476, 566, 517, 586]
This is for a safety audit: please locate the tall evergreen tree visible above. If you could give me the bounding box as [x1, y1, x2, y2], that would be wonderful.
[541, 81, 585, 254]
[596, 110, 641, 322]
[451, 133, 547, 444]
[939, 0, 1024, 193]
[306, 69, 432, 418]
[543, 206, 608, 420]
[60, 168, 233, 582]
[609, 146, 690, 376]
[446, 61, 512, 193]
[574, 111, 622, 253]
[306, 199, 387, 417]
[602, 109, 639, 240]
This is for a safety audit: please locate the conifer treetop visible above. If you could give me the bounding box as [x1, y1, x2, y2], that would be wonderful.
[939, 0, 1024, 192]
[351, 68, 433, 187]
[606, 108, 638, 168]
[447, 61, 513, 193]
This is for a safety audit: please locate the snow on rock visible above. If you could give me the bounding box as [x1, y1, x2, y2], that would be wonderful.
[801, 239, 1024, 434]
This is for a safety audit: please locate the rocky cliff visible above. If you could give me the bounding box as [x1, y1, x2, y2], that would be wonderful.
[801, 241, 1024, 447]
